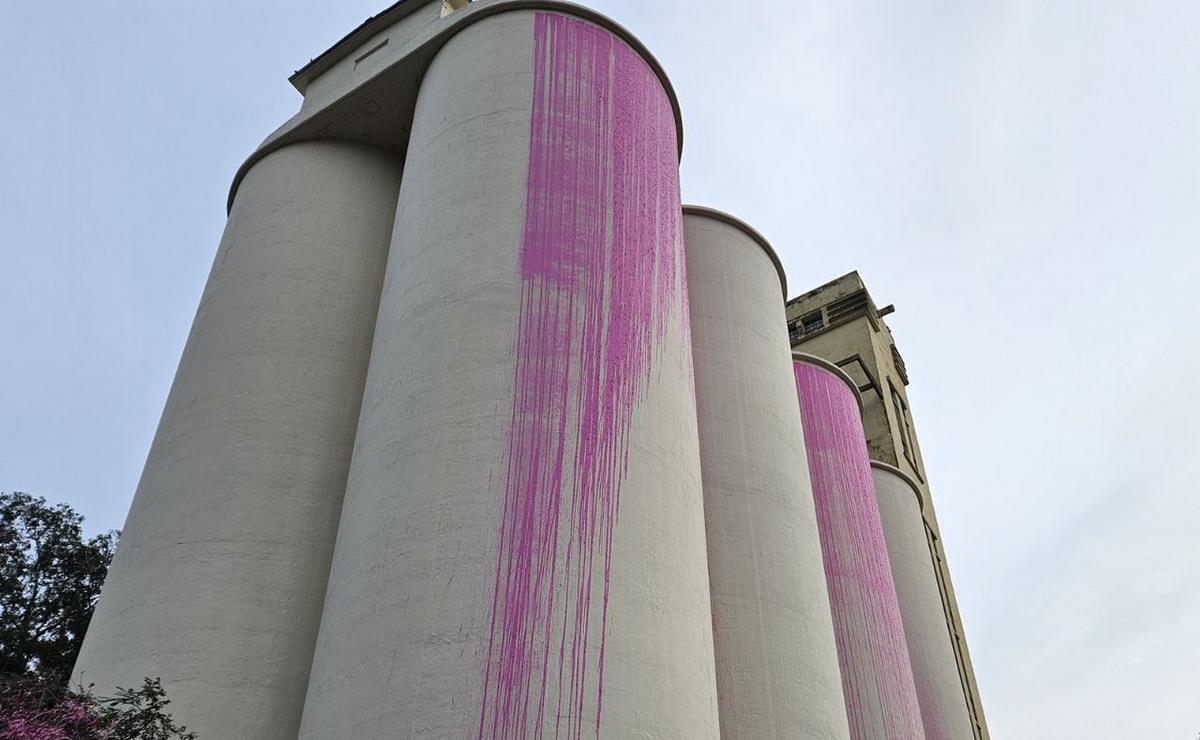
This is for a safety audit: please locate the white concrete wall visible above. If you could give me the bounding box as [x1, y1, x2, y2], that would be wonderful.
[794, 357, 926, 739]
[872, 463, 976, 740]
[684, 209, 850, 739]
[298, 11, 719, 738]
[298, 0, 444, 112]
[72, 141, 404, 739]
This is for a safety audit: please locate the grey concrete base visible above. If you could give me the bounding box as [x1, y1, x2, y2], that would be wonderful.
[71, 140, 404, 739]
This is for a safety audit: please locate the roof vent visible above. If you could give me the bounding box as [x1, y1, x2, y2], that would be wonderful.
[826, 290, 869, 323]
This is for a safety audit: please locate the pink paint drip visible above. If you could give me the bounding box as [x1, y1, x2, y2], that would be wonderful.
[794, 363, 926, 739]
[477, 13, 686, 740]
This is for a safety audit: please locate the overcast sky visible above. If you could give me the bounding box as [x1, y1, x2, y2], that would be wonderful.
[2, 1, 1197, 737]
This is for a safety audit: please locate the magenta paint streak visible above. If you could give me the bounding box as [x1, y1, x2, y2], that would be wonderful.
[477, 13, 686, 740]
[794, 363, 926, 739]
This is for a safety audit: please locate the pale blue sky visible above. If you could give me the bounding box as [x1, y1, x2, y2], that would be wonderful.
[2, 1, 1198, 737]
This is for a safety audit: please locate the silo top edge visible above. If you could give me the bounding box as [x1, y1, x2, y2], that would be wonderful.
[232, 0, 685, 214]
[682, 205, 787, 298]
[420, 2, 687, 160]
[869, 460, 925, 511]
[519, 1, 684, 158]
[791, 351, 865, 418]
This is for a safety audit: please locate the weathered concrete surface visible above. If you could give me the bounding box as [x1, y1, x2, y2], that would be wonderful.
[788, 272, 990, 738]
[873, 462, 976, 740]
[231, 0, 685, 214]
[794, 356, 926, 739]
[72, 140, 404, 739]
[299, 11, 719, 738]
[684, 208, 850, 739]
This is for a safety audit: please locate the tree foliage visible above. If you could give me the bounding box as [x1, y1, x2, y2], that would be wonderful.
[0, 494, 193, 737]
[0, 676, 97, 739]
[0, 492, 117, 680]
[0, 676, 196, 740]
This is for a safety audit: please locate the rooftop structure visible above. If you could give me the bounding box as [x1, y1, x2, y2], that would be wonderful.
[73, 2, 988, 737]
[788, 272, 990, 738]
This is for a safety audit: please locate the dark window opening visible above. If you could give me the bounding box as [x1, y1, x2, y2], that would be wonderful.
[890, 380, 921, 477]
[801, 311, 824, 334]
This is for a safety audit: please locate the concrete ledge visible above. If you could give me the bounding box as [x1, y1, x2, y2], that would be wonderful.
[682, 205, 787, 298]
[869, 460, 925, 511]
[791, 351, 865, 418]
[289, 0, 427, 93]
[229, 0, 683, 212]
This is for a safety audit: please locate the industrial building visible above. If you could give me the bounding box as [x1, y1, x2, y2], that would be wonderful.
[73, 1, 987, 737]
[787, 274, 989, 738]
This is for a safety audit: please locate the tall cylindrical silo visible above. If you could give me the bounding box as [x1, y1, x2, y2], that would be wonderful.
[793, 354, 926, 739]
[71, 140, 404, 739]
[872, 461, 976, 740]
[299, 11, 719, 739]
[683, 207, 850, 739]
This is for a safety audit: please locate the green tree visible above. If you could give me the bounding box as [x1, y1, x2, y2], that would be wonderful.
[0, 676, 196, 739]
[0, 492, 117, 680]
[97, 678, 196, 740]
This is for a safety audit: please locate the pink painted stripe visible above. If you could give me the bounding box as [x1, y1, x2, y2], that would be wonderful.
[794, 362, 926, 739]
[477, 13, 687, 740]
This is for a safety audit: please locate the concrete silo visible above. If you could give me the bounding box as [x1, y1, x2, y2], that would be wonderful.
[683, 207, 850, 739]
[298, 10, 719, 739]
[793, 354, 925, 739]
[71, 141, 404, 739]
[872, 461, 976, 740]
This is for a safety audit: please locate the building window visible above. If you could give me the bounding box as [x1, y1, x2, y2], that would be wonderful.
[890, 380, 921, 477]
[801, 311, 824, 334]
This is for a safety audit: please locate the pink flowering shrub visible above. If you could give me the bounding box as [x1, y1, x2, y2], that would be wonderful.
[0, 677, 193, 740]
[0, 679, 100, 740]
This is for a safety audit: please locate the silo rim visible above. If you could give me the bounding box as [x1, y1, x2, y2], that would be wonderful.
[230, 0, 686, 213]
[682, 205, 787, 298]
[791, 351, 865, 418]
[289, 2, 684, 157]
[869, 460, 925, 511]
